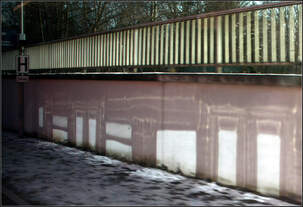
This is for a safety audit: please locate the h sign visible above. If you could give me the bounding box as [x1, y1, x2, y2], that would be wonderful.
[16, 55, 29, 74]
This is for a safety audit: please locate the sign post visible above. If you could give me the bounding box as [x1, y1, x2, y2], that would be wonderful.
[17, 0, 27, 137]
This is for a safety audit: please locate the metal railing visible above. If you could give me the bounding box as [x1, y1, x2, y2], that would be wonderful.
[2, 1, 302, 71]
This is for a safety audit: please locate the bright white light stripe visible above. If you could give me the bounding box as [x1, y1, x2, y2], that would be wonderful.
[39, 107, 43, 128]
[257, 134, 280, 196]
[89, 119, 97, 150]
[53, 129, 68, 142]
[106, 140, 132, 160]
[218, 130, 237, 186]
[76, 117, 83, 147]
[156, 130, 196, 176]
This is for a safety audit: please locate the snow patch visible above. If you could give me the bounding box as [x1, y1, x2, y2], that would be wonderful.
[131, 168, 185, 182]
[36, 140, 58, 148]
[84, 155, 122, 166]
[242, 192, 271, 203]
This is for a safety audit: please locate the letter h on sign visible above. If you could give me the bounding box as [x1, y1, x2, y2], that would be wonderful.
[16, 55, 29, 74]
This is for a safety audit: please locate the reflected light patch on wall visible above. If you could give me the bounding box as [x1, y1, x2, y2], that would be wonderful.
[76, 116, 83, 147]
[39, 107, 43, 128]
[156, 130, 196, 176]
[257, 133, 280, 196]
[53, 129, 68, 142]
[217, 130, 237, 186]
[89, 119, 97, 150]
[106, 140, 132, 161]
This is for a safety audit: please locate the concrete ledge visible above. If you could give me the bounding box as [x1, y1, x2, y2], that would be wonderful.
[3, 72, 301, 87]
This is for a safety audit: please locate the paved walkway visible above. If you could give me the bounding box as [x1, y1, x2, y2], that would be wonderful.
[2, 132, 298, 206]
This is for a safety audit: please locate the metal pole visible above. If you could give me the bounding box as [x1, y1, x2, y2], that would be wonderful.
[18, 0, 25, 137]
[21, 0, 24, 35]
[19, 0, 26, 55]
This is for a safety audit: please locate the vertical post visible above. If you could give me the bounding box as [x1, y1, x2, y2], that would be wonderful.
[209, 17, 214, 64]
[262, 10, 268, 62]
[225, 15, 229, 63]
[246, 12, 252, 63]
[203, 18, 208, 64]
[175, 22, 179, 64]
[254, 11, 260, 62]
[155, 26, 159, 65]
[289, 5, 295, 62]
[269, 9, 276, 62]
[138, 29, 142, 65]
[143, 28, 146, 65]
[170, 23, 174, 65]
[165, 24, 169, 65]
[21, 0, 24, 35]
[151, 26, 155, 65]
[146, 27, 150, 65]
[239, 13, 244, 63]
[180, 22, 185, 64]
[160, 25, 164, 65]
[231, 14, 236, 63]
[216, 16, 222, 64]
[186, 21, 190, 64]
[299, 5, 302, 62]
[191, 19, 196, 64]
[197, 19, 202, 64]
[18, 0, 25, 137]
[279, 7, 285, 62]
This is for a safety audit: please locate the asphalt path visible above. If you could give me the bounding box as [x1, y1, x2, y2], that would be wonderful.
[2, 132, 299, 206]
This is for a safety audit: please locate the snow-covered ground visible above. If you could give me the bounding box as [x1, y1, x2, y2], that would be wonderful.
[2, 132, 299, 206]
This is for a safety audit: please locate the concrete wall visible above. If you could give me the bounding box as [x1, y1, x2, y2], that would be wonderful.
[2, 77, 301, 202]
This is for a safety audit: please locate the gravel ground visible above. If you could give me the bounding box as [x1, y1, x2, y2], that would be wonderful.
[2, 132, 299, 206]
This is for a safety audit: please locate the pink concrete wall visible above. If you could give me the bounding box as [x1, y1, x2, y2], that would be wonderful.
[2, 78, 301, 202]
